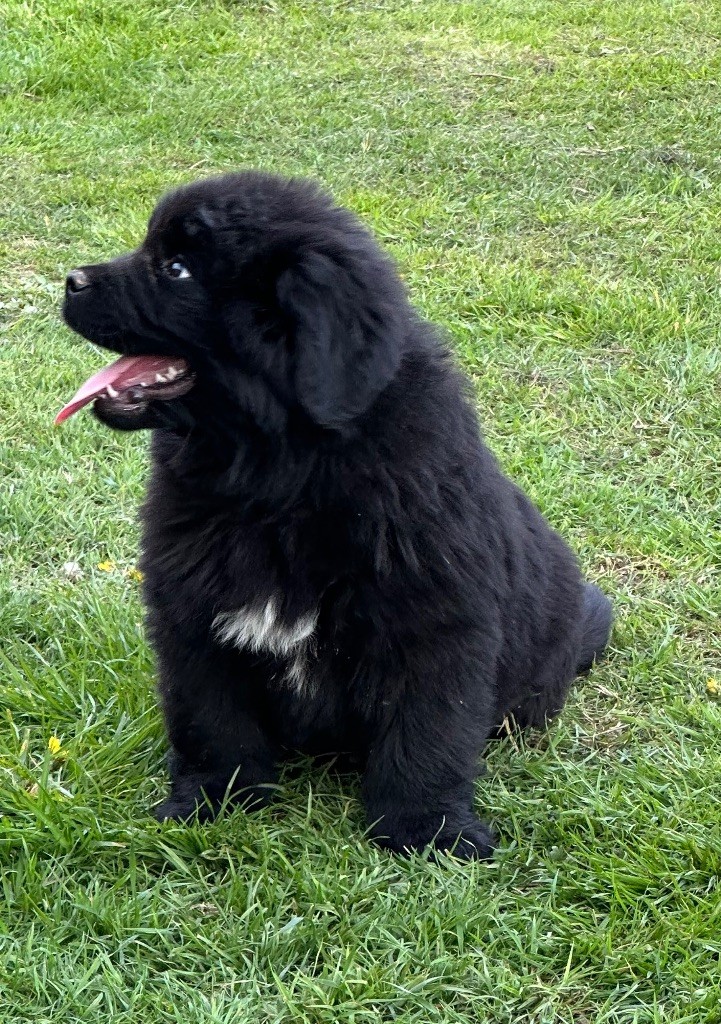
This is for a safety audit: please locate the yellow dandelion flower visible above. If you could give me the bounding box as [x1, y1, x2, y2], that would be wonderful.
[97, 560, 116, 572]
[706, 678, 719, 696]
[48, 736, 62, 755]
[126, 567, 144, 583]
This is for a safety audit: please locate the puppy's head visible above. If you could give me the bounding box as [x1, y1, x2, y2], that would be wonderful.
[61, 172, 407, 433]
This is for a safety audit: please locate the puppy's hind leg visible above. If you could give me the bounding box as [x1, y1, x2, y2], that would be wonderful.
[150, 625, 281, 822]
[500, 583, 614, 733]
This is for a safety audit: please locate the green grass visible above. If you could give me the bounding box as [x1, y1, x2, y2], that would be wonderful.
[1, 0, 720, 1020]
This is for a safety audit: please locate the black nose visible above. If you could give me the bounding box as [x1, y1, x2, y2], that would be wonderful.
[66, 269, 90, 294]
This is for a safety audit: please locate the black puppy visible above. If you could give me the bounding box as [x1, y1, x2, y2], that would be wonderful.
[61, 172, 612, 858]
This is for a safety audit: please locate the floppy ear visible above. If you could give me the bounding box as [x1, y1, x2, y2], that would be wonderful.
[277, 249, 405, 429]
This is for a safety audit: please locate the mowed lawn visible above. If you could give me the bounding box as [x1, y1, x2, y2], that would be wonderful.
[1, 1, 720, 1020]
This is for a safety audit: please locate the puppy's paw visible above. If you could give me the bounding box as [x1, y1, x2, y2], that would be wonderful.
[370, 812, 495, 861]
[153, 797, 214, 823]
[431, 820, 496, 860]
[153, 782, 275, 823]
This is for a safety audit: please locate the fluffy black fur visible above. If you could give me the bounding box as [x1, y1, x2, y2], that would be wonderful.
[62, 172, 612, 859]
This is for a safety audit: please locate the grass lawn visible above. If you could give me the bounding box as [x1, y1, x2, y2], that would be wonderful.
[1, 0, 721, 1020]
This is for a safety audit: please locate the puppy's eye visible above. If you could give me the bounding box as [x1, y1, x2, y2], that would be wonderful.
[165, 259, 191, 280]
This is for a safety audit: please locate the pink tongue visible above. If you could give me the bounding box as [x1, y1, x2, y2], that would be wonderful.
[55, 355, 187, 424]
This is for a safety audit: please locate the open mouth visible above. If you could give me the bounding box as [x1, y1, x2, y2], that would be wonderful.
[55, 354, 195, 424]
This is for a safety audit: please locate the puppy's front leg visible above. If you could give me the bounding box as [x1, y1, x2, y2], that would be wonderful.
[362, 673, 496, 860]
[150, 626, 280, 822]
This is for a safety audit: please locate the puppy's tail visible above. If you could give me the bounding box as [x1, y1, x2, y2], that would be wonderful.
[576, 583, 613, 674]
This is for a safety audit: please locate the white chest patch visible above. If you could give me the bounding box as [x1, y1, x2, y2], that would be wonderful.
[212, 599, 318, 692]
